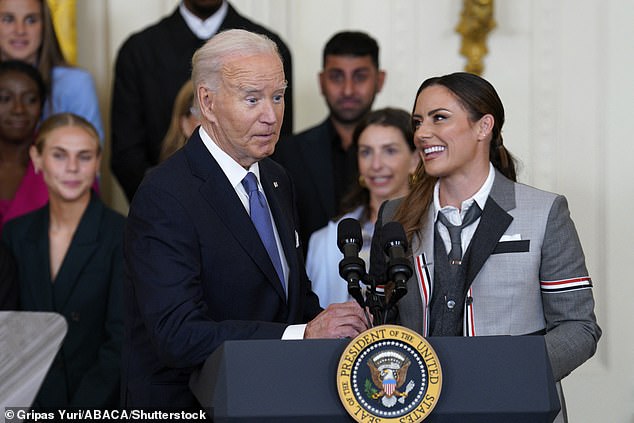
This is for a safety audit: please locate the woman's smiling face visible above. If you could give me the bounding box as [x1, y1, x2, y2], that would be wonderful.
[412, 84, 487, 180]
[0, 0, 43, 64]
[357, 123, 418, 205]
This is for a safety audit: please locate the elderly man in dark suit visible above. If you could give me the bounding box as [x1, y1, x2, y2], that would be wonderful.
[122, 29, 368, 409]
[111, 0, 294, 202]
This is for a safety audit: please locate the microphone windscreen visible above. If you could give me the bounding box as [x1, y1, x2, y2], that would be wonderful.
[382, 221, 408, 252]
[337, 218, 362, 252]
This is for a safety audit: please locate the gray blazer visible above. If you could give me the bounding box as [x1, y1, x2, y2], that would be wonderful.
[373, 171, 600, 421]
[370, 171, 601, 422]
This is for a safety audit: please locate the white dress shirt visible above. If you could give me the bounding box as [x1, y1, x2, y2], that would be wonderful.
[179, 0, 228, 40]
[433, 163, 496, 257]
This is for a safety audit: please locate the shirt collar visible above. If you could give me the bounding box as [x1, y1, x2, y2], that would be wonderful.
[433, 162, 496, 220]
[198, 126, 261, 190]
[179, 0, 228, 40]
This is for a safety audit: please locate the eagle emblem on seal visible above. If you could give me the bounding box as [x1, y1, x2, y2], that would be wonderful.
[367, 350, 416, 408]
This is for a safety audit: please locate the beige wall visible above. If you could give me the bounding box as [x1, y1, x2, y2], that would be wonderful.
[76, 1, 634, 421]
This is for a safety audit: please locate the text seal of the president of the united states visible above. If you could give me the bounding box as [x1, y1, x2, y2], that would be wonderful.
[337, 324, 442, 422]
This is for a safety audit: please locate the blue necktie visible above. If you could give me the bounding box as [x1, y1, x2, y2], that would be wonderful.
[242, 172, 285, 292]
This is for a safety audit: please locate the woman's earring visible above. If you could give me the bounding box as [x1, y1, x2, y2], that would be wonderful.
[409, 172, 417, 186]
[358, 175, 367, 188]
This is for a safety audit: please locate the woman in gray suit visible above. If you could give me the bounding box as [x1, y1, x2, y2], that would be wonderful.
[371, 72, 600, 423]
[2, 113, 124, 407]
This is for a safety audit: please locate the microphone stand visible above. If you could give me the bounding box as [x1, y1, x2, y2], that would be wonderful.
[362, 275, 384, 327]
[363, 274, 407, 326]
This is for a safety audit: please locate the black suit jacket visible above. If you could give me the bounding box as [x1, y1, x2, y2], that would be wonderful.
[111, 3, 294, 201]
[2, 195, 125, 407]
[272, 119, 341, 252]
[0, 240, 17, 309]
[122, 131, 322, 408]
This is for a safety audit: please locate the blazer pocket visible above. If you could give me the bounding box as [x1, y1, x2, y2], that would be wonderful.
[492, 240, 530, 254]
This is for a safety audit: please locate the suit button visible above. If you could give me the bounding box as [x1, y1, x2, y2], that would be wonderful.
[70, 312, 80, 322]
[446, 300, 456, 310]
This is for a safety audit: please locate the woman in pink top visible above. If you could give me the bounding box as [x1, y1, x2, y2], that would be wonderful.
[0, 60, 47, 231]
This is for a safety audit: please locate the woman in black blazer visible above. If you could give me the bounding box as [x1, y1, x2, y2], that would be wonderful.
[2, 113, 124, 408]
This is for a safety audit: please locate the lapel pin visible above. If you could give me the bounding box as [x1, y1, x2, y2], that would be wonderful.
[273, 181, 279, 188]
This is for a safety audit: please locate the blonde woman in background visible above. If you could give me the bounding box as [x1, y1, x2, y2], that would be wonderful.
[2, 113, 124, 407]
[159, 80, 200, 162]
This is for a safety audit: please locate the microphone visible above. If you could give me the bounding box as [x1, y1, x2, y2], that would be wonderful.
[382, 221, 412, 311]
[337, 218, 366, 308]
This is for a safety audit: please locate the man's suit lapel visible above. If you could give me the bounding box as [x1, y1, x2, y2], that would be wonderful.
[260, 161, 297, 304]
[52, 195, 101, 311]
[186, 136, 286, 301]
[465, 172, 516, 285]
[299, 120, 337, 217]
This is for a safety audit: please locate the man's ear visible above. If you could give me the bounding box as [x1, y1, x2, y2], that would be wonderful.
[197, 85, 216, 123]
[477, 114, 494, 141]
[376, 70, 386, 93]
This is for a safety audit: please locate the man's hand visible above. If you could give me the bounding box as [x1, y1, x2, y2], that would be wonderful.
[304, 301, 371, 339]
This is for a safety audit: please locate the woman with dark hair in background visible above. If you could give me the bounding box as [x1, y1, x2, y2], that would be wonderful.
[371, 72, 600, 423]
[307, 107, 419, 307]
[0, 60, 46, 232]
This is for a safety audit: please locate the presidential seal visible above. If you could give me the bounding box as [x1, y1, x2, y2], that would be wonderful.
[337, 325, 442, 422]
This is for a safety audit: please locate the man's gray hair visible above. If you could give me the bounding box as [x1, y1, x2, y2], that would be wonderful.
[191, 29, 282, 112]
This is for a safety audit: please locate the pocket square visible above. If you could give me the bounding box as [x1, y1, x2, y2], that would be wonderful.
[492, 239, 530, 254]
